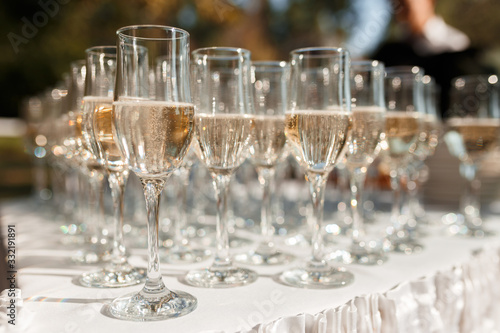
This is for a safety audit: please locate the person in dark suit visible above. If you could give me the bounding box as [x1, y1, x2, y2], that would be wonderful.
[372, 0, 496, 116]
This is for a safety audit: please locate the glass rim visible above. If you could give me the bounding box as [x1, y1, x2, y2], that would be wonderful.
[451, 74, 498, 85]
[251, 60, 288, 67]
[251, 61, 288, 72]
[85, 45, 117, 57]
[192, 47, 251, 60]
[422, 75, 435, 85]
[116, 25, 190, 41]
[290, 46, 349, 58]
[351, 59, 384, 69]
[385, 65, 423, 75]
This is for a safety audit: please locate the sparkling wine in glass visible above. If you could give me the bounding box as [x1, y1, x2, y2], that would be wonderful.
[344, 60, 388, 265]
[66, 60, 111, 265]
[404, 75, 441, 227]
[106, 25, 197, 321]
[184, 47, 258, 288]
[443, 74, 500, 237]
[77, 46, 146, 288]
[278, 47, 354, 288]
[383, 66, 425, 254]
[234, 61, 294, 265]
[155, 54, 211, 264]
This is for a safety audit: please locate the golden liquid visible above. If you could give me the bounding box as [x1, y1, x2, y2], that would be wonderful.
[195, 113, 254, 174]
[113, 101, 195, 178]
[250, 115, 286, 168]
[74, 113, 83, 141]
[93, 104, 126, 171]
[446, 118, 500, 162]
[413, 114, 440, 160]
[285, 110, 350, 173]
[82, 96, 113, 167]
[345, 106, 385, 169]
[384, 111, 420, 161]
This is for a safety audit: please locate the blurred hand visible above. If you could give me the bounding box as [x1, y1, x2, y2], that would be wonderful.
[399, 0, 436, 35]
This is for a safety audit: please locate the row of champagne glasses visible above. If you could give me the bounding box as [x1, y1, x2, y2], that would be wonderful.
[79, 46, 147, 288]
[22, 23, 500, 322]
[444, 74, 500, 237]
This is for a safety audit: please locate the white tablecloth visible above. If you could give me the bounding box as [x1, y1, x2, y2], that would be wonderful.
[1, 199, 500, 333]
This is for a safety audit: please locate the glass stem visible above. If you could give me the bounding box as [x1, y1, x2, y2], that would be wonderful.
[257, 167, 275, 248]
[77, 170, 88, 228]
[212, 173, 232, 269]
[406, 165, 419, 218]
[460, 161, 481, 226]
[174, 167, 190, 247]
[88, 169, 106, 246]
[64, 168, 77, 222]
[349, 168, 367, 243]
[140, 178, 167, 294]
[306, 172, 328, 264]
[389, 167, 403, 236]
[33, 155, 47, 203]
[108, 170, 129, 266]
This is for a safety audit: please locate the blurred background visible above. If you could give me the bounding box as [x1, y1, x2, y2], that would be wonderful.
[1, 0, 500, 200]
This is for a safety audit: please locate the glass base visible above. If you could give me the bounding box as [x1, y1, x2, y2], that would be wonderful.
[390, 238, 423, 254]
[107, 289, 197, 321]
[160, 246, 211, 264]
[284, 233, 311, 247]
[60, 234, 86, 246]
[184, 266, 258, 288]
[278, 262, 354, 289]
[79, 263, 146, 288]
[71, 248, 111, 265]
[348, 240, 389, 265]
[190, 230, 252, 249]
[234, 247, 294, 266]
[447, 223, 494, 238]
[348, 249, 388, 265]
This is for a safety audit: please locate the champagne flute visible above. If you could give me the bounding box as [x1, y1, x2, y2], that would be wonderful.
[21, 96, 51, 205]
[383, 66, 425, 254]
[67, 60, 110, 264]
[107, 25, 197, 321]
[156, 51, 211, 263]
[78, 46, 146, 288]
[444, 74, 500, 237]
[278, 47, 354, 288]
[184, 47, 258, 288]
[404, 75, 441, 227]
[234, 61, 294, 265]
[345, 60, 388, 265]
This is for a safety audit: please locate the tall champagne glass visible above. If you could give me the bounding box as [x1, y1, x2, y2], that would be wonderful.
[444, 74, 500, 237]
[67, 60, 110, 264]
[157, 50, 211, 264]
[278, 47, 354, 288]
[404, 75, 441, 226]
[21, 96, 51, 205]
[78, 46, 146, 288]
[235, 61, 294, 265]
[345, 60, 388, 265]
[383, 66, 425, 254]
[108, 25, 197, 321]
[185, 47, 258, 288]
